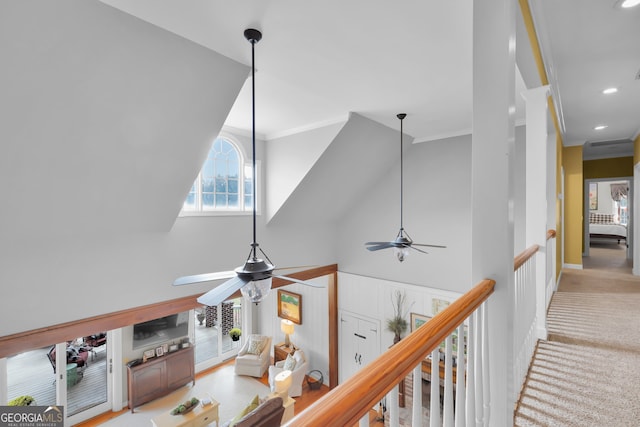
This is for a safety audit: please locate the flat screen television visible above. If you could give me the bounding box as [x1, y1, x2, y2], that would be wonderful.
[132, 311, 189, 350]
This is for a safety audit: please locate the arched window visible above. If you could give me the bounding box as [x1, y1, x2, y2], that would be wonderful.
[182, 137, 253, 213]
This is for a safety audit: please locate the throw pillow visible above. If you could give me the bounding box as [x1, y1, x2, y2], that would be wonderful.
[229, 395, 260, 427]
[283, 353, 296, 371]
[247, 337, 265, 355]
[293, 349, 305, 365]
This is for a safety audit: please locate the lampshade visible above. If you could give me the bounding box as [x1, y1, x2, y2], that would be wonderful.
[274, 369, 292, 398]
[281, 319, 295, 347]
[240, 277, 272, 304]
[281, 319, 295, 335]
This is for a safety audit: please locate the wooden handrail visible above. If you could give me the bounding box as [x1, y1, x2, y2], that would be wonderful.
[514, 245, 539, 271]
[546, 229, 556, 240]
[287, 279, 495, 427]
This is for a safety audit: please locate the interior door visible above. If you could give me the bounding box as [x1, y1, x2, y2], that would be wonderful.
[339, 311, 380, 384]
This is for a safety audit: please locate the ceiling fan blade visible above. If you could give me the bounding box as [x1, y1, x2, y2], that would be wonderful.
[273, 275, 325, 288]
[365, 241, 393, 246]
[196, 275, 249, 306]
[409, 246, 429, 255]
[173, 270, 236, 286]
[365, 243, 395, 251]
[412, 243, 447, 249]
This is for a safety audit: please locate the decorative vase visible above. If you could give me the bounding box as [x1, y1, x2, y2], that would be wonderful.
[197, 313, 205, 325]
[231, 335, 240, 341]
[393, 333, 401, 345]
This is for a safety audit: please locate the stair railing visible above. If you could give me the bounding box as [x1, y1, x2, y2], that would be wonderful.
[286, 279, 495, 427]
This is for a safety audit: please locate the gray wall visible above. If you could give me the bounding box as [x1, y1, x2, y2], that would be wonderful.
[336, 134, 473, 294]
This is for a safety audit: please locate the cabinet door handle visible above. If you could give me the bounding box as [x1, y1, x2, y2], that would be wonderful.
[354, 333, 366, 339]
[355, 353, 358, 363]
[358, 354, 362, 365]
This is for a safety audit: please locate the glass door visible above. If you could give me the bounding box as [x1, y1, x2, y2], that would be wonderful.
[194, 298, 243, 372]
[5, 331, 113, 426]
[66, 331, 112, 424]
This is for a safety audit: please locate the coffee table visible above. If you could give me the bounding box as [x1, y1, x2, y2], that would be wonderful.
[151, 399, 219, 427]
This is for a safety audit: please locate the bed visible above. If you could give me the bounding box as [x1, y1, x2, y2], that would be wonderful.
[589, 213, 627, 244]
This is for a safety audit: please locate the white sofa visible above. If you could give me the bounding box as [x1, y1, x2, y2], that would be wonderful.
[234, 335, 272, 378]
[268, 348, 308, 397]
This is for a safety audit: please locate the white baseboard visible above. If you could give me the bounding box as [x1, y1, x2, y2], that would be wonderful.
[563, 263, 582, 270]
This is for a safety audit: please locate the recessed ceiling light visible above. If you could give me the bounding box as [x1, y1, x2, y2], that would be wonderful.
[594, 125, 608, 130]
[602, 87, 618, 94]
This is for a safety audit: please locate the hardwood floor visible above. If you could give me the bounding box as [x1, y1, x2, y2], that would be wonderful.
[76, 357, 383, 426]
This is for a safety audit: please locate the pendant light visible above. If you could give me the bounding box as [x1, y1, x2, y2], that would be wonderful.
[364, 113, 446, 261]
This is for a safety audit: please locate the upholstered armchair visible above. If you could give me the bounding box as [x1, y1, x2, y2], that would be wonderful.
[268, 348, 308, 397]
[234, 335, 272, 377]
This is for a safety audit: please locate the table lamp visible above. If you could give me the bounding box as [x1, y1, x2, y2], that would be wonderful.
[274, 369, 292, 399]
[281, 319, 295, 348]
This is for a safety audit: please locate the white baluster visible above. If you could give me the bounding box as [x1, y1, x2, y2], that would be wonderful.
[430, 348, 441, 427]
[359, 413, 369, 427]
[481, 303, 491, 427]
[388, 383, 399, 427]
[466, 313, 476, 427]
[474, 310, 483, 427]
[455, 324, 467, 427]
[412, 365, 423, 427]
[443, 335, 454, 426]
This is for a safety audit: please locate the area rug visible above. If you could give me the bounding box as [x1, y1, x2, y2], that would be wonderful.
[98, 365, 270, 426]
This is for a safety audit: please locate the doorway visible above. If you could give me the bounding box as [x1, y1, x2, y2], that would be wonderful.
[583, 178, 633, 273]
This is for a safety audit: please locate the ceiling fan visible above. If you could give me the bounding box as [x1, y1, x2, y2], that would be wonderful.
[365, 113, 446, 262]
[173, 29, 321, 306]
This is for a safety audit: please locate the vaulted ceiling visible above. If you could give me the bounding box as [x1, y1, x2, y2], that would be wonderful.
[101, 0, 640, 154]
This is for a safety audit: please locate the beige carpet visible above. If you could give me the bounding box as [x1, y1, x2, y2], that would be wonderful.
[514, 244, 640, 426]
[97, 365, 269, 426]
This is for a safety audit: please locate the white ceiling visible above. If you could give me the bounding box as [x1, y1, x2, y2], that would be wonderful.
[530, 0, 640, 156]
[101, 0, 639, 152]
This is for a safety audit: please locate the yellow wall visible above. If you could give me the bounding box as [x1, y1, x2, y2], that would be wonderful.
[635, 134, 640, 165]
[562, 145, 583, 266]
[584, 156, 633, 179]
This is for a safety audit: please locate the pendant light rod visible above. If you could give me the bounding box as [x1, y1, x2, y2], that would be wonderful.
[245, 29, 262, 260]
[397, 113, 406, 232]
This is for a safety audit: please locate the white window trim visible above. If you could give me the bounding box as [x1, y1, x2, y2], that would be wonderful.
[179, 159, 262, 218]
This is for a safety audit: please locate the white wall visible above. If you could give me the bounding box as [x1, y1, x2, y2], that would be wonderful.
[337, 272, 461, 365]
[514, 125, 527, 254]
[594, 181, 616, 214]
[255, 277, 330, 385]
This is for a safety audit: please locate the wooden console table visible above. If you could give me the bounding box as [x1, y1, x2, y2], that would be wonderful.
[151, 399, 219, 427]
[127, 346, 195, 412]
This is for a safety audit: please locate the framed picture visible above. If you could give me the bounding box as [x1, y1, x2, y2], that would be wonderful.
[589, 182, 598, 210]
[278, 289, 302, 325]
[410, 313, 431, 332]
[168, 344, 178, 353]
[432, 298, 450, 315]
[155, 346, 164, 357]
[143, 349, 156, 360]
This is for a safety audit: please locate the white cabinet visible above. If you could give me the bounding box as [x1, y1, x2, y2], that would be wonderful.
[339, 311, 380, 383]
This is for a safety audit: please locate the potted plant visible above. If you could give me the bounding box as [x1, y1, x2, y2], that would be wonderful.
[8, 395, 35, 406]
[229, 328, 242, 341]
[386, 290, 412, 344]
[196, 308, 206, 326]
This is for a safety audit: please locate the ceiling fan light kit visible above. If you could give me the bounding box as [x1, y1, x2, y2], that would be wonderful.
[173, 29, 322, 306]
[364, 113, 446, 262]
